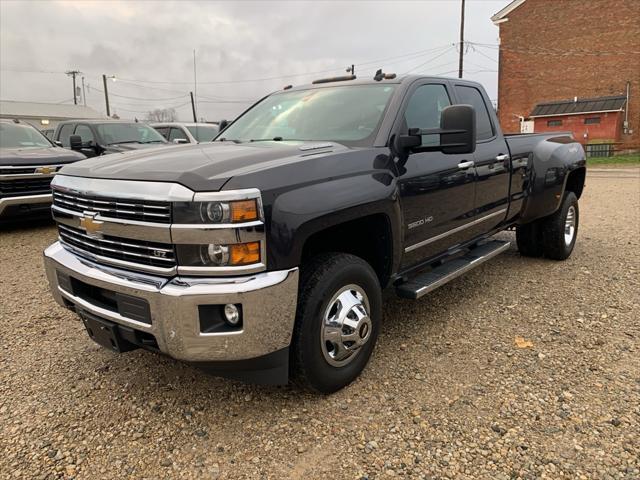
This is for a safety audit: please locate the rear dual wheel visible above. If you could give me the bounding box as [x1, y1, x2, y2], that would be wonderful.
[516, 192, 579, 260]
[291, 253, 381, 393]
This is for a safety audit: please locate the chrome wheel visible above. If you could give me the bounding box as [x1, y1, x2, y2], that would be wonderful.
[564, 205, 576, 246]
[321, 284, 372, 367]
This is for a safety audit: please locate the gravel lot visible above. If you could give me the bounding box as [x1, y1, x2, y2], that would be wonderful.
[1, 168, 638, 480]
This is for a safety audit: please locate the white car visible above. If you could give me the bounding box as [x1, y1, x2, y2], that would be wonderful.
[151, 122, 219, 144]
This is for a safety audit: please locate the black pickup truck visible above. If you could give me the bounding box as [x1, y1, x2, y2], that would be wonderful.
[43, 74, 586, 393]
[53, 120, 169, 158]
[0, 119, 85, 219]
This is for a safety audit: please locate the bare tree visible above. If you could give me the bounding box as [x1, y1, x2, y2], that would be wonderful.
[145, 107, 177, 122]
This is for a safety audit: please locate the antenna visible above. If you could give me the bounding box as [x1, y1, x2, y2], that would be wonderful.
[193, 49, 198, 123]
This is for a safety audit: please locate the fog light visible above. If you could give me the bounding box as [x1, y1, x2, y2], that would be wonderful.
[223, 304, 241, 326]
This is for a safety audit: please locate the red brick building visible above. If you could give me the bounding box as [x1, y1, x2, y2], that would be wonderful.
[491, 0, 640, 153]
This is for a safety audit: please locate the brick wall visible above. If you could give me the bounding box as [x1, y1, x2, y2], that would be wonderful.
[496, 0, 640, 151]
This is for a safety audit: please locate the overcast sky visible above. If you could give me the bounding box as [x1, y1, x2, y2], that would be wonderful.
[0, 0, 505, 122]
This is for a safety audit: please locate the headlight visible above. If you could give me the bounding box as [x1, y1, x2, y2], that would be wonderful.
[173, 199, 259, 224]
[176, 242, 261, 267]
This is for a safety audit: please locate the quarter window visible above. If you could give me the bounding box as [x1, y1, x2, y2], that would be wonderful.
[403, 84, 451, 146]
[454, 85, 494, 140]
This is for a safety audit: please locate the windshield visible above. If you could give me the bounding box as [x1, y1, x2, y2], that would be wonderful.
[0, 122, 52, 149]
[95, 123, 166, 145]
[219, 84, 396, 146]
[187, 125, 219, 142]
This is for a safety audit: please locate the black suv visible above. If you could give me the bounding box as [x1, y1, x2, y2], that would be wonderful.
[53, 120, 170, 157]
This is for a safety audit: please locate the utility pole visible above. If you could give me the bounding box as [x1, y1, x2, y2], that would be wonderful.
[81, 76, 87, 106]
[458, 0, 466, 79]
[190, 92, 197, 122]
[65, 70, 81, 104]
[102, 74, 111, 117]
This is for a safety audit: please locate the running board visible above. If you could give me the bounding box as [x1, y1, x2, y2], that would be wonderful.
[396, 240, 511, 299]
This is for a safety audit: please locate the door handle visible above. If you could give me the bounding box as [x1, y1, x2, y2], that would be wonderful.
[496, 154, 510, 162]
[457, 160, 475, 169]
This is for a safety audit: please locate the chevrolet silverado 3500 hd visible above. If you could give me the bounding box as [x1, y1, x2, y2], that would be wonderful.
[43, 74, 586, 393]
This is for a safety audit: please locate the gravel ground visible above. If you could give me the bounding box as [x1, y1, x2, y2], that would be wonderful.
[1, 168, 638, 480]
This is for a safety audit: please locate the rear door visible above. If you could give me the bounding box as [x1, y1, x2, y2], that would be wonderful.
[452, 83, 510, 234]
[395, 81, 477, 269]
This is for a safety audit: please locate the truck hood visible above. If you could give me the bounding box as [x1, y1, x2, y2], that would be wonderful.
[0, 146, 86, 166]
[59, 141, 349, 191]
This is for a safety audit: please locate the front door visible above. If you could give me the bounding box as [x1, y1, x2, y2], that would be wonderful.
[73, 124, 99, 158]
[396, 82, 477, 270]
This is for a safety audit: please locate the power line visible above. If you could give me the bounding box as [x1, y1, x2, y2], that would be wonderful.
[112, 44, 456, 86]
[403, 47, 456, 74]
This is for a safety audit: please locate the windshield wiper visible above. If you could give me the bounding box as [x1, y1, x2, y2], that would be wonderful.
[218, 138, 243, 144]
[108, 140, 142, 145]
[140, 140, 166, 144]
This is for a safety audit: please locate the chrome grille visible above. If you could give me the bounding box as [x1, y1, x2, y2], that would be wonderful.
[58, 224, 176, 269]
[0, 177, 53, 197]
[52, 189, 171, 223]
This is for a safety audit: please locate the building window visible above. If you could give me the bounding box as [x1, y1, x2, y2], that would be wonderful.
[584, 117, 601, 125]
[547, 119, 562, 126]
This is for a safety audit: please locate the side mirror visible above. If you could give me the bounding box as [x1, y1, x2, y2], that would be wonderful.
[440, 104, 476, 155]
[173, 138, 189, 144]
[69, 135, 82, 150]
[393, 104, 477, 156]
[218, 119, 229, 132]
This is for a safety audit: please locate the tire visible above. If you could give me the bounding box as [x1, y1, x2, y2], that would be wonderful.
[541, 191, 579, 260]
[516, 220, 544, 257]
[291, 253, 381, 393]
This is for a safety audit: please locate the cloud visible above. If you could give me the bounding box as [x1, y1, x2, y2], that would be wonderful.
[0, 0, 503, 121]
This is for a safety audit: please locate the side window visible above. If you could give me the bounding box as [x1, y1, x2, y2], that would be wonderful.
[74, 125, 95, 145]
[404, 84, 451, 146]
[57, 124, 75, 147]
[168, 127, 189, 142]
[455, 85, 494, 141]
[154, 127, 169, 139]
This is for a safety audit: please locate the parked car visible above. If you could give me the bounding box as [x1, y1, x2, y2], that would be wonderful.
[151, 122, 219, 143]
[43, 74, 586, 393]
[0, 119, 85, 219]
[53, 120, 169, 157]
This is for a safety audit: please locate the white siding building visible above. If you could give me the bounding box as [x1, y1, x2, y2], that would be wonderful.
[0, 100, 104, 131]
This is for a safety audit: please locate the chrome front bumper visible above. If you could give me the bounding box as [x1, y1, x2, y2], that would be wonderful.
[43, 242, 299, 362]
[0, 193, 52, 216]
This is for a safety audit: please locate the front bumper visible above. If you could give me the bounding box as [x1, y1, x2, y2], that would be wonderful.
[43, 242, 299, 366]
[0, 193, 52, 216]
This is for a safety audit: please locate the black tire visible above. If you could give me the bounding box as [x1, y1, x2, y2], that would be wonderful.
[291, 253, 381, 393]
[541, 191, 579, 260]
[516, 220, 544, 257]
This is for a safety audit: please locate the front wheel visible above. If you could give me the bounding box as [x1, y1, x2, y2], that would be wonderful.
[291, 253, 381, 393]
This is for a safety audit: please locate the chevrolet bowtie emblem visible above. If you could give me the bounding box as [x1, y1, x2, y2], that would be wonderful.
[79, 212, 103, 238]
[35, 166, 56, 175]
